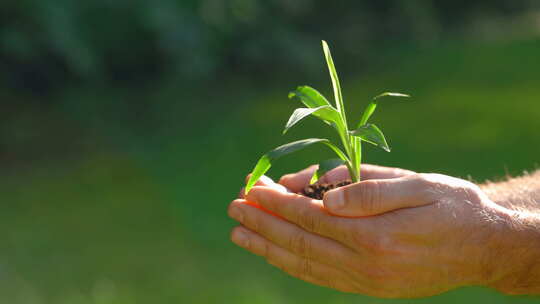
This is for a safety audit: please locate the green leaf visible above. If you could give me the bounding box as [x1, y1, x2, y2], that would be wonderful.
[283, 106, 329, 134]
[245, 139, 349, 194]
[288, 88, 344, 130]
[322, 40, 346, 120]
[373, 92, 410, 100]
[357, 92, 410, 127]
[358, 102, 377, 127]
[351, 124, 391, 152]
[310, 158, 345, 184]
[288, 86, 331, 108]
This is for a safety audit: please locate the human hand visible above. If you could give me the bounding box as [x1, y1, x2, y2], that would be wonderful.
[228, 165, 517, 298]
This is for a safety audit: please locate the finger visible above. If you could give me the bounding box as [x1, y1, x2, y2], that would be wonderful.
[360, 164, 416, 180]
[278, 165, 318, 193]
[278, 164, 415, 193]
[239, 174, 287, 198]
[245, 186, 369, 245]
[321, 164, 415, 183]
[278, 165, 351, 192]
[230, 226, 357, 293]
[228, 199, 359, 269]
[323, 174, 435, 217]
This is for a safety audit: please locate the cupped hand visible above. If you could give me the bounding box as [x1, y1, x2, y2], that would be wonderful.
[228, 165, 514, 298]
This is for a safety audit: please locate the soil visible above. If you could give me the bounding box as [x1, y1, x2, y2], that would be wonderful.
[302, 180, 352, 200]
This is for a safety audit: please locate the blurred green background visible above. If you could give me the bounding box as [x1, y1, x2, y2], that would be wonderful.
[1, 1, 540, 303]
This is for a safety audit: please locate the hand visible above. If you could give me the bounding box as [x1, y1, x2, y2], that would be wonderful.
[228, 165, 516, 298]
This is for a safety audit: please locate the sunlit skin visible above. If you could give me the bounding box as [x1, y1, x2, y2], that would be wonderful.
[228, 164, 540, 298]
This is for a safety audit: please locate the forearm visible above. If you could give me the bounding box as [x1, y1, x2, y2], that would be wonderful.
[487, 210, 540, 295]
[479, 170, 540, 294]
[480, 170, 540, 211]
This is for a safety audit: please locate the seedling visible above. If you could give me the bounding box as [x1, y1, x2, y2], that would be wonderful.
[245, 40, 409, 195]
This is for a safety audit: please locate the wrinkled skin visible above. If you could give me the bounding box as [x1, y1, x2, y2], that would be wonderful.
[228, 165, 516, 298]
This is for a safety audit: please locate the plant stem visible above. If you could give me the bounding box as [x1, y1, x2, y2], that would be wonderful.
[337, 116, 360, 183]
[336, 124, 355, 179]
[354, 137, 361, 182]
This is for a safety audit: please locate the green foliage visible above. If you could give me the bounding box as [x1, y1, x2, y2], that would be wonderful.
[246, 41, 409, 194]
[3, 38, 540, 303]
[351, 124, 391, 152]
[358, 93, 410, 127]
[283, 106, 331, 134]
[246, 139, 347, 193]
[288, 86, 332, 108]
[287, 87, 344, 130]
[2, 1, 538, 96]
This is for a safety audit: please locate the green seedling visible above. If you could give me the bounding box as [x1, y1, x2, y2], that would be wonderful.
[245, 40, 409, 194]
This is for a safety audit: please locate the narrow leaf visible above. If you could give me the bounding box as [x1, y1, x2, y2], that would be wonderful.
[358, 102, 377, 127]
[357, 92, 410, 127]
[245, 139, 349, 194]
[288, 87, 345, 130]
[283, 106, 329, 134]
[322, 40, 346, 119]
[373, 92, 410, 100]
[351, 124, 391, 152]
[310, 158, 345, 184]
[288, 86, 331, 108]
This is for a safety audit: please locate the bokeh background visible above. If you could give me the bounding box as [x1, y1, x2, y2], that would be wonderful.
[1, 1, 540, 303]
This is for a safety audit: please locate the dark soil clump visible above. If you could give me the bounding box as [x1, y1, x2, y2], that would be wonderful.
[302, 180, 352, 200]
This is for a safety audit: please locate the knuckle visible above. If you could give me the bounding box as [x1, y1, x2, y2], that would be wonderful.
[227, 201, 243, 218]
[296, 208, 320, 233]
[288, 231, 311, 257]
[297, 257, 314, 278]
[415, 173, 445, 198]
[416, 173, 483, 202]
[264, 242, 278, 266]
[249, 186, 265, 201]
[414, 173, 437, 186]
[356, 181, 381, 215]
[460, 181, 484, 202]
[247, 209, 262, 232]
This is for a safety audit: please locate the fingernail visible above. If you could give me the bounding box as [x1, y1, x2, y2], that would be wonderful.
[229, 206, 244, 222]
[325, 190, 345, 211]
[232, 229, 249, 247]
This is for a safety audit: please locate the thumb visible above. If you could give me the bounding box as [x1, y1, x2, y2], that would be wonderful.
[323, 174, 434, 216]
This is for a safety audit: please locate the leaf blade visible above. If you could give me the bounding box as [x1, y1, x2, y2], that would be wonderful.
[288, 87, 345, 131]
[322, 40, 346, 120]
[283, 106, 329, 134]
[245, 139, 349, 194]
[373, 92, 410, 100]
[288, 86, 331, 108]
[351, 124, 391, 152]
[357, 92, 410, 127]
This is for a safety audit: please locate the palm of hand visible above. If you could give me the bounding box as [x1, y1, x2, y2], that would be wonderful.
[229, 165, 510, 298]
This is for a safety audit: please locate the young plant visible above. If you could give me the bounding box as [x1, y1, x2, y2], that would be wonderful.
[245, 40, 409, 195]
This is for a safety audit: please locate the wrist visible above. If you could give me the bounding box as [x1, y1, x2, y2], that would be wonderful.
[485, 208, 540, 294]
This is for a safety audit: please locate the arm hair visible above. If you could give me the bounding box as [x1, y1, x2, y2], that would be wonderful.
[481, 170, 540, 212]
[480, 170, 540, 294]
